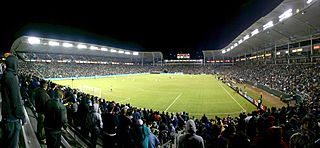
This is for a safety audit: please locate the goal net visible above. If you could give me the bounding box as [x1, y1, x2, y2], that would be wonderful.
[78, 85, 102, 98]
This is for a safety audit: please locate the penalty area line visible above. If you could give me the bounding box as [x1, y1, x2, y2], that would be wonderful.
[164, 93, 182, 112]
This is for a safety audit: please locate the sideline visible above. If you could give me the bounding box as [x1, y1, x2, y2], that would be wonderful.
[217, 81, 247, 112]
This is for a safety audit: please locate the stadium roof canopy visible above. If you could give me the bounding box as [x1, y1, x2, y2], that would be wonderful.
[203, 0, 320, 59]
[10, 36, 163, 61]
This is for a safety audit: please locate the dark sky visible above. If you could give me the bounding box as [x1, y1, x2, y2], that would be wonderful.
[0, 0, 282, 59]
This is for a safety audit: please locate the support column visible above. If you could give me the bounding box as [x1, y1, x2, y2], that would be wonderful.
[287, 43, 290, 64]
[310, 36, 313, 63]
[274, 44, 277, 65]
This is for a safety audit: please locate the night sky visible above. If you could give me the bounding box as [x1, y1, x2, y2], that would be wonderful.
[0, 0, 282, 59]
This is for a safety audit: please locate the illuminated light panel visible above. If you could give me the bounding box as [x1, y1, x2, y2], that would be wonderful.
[251, 29, 259, 36]
[62, 43, 73, 48]
[48, 41, 59, 46]
[28, 37, 40, 44]
[90, 46, 99, 50]
[279, 9, 292, 22]
[101, 47, 108, 51]
[243, 35, 249, 41]
[133, 52, 139, 55]
[263, 21, 273, 30]
[77, 44, 87, 49]
[125, 51, 131, 55]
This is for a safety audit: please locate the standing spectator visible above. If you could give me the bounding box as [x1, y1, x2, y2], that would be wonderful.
[44, 89, 67, 148]
[148, 128, 160, 148]
[178, 119, 205, 148]
[1, 55, 26, 148]
[34, 79, 50, 144]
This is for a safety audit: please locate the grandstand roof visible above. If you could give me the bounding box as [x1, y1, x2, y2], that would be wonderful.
[204, 0, 320, 59]
[10, 36, 163, 60]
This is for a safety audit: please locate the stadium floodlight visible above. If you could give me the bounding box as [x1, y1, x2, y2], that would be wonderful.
[133, 52, 139, 55]
[279, 9, 292, 22]
[90, 46, 99, 50]
[110, 49, 117, 53]
[125, 51, 131, 55]
[28, 37, 40, 44]
[238, 39, 243, 44]
[222, 50, 226, 54]
[101, 47, 108, 51]
[77, 44, 87, 49]
[62, 43, 73, 48]
[48, 41, 59, 46]
[276, 52, 281, 55]
[251, 29, 259, 36]
[263, 21, 273, 30]
[118, 50, 125, 54]
[234, 43, 238, 47]
[243, 34, 250, 41]
[307, 0, 312, 4]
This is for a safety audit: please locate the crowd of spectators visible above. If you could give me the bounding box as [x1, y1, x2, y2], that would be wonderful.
[15, 56, 320, 147]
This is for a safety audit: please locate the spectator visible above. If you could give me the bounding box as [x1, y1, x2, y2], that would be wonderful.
[34, 79, 50, 144]
[178, 119, 205, 148]
[44, 89, 67, 148]
[1, 55, 26, 148]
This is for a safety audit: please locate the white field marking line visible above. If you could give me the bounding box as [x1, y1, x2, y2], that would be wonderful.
[217, 81, 247, 112]
[164, 93, 183, 112]
[118, 98, 131, 103]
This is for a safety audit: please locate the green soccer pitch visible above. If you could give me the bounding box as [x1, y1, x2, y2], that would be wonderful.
[52, 74, 257, 118]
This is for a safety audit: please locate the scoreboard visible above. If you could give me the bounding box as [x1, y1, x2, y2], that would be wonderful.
[177, 53, 190, 59]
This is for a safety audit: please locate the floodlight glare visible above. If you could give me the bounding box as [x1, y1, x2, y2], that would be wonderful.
[125, 51, 131, 55]
[110, 49, 117, 53]
[28, 37, 40, 44]
[263, 21, 273, 30]
[101, 47, 108, 51]
[307, 0, 313, 4]
[243, 35, 250, 41]
[279, 9, 292, 22]
[251, 29, 259, 36]
[48, 41, 59, 46]
[63, 43, 73, 48]
[222, 50, 226, 54]
[133, 52, 139, 55]
[77, 44, 87, 49]
[90, 46, 99, 50]
[118, 50, 125, 54]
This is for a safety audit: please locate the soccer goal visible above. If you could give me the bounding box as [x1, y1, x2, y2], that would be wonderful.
[79, 85, 102, 98]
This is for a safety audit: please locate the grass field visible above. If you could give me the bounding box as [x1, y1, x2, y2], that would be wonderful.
[52, 74, 257, 118]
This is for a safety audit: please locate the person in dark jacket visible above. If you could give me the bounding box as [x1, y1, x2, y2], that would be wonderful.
[1, 55, 26, 148]
[34, 79, 50, 143]
[44, 89, 67, 148]
[178, 119, 205, 148]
